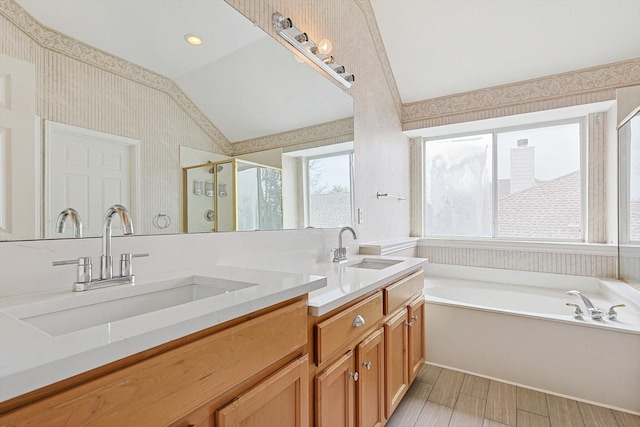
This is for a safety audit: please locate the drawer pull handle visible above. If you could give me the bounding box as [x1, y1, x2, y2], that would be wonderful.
[363, 361, 372, 370]
[352, 315, 366, 327]
[349, 371, 359, 381]
[411, 315, 418, 321]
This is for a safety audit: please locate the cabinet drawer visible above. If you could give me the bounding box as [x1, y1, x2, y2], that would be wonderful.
[316, 292, 383, 365]
[383, 270, 424, 315]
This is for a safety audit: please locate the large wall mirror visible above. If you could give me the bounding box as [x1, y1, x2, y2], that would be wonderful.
[0, 0, 353, 241]
[618, 106, 640, 286]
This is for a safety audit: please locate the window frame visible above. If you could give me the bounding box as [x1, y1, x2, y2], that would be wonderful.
[423, 117, 586, 242]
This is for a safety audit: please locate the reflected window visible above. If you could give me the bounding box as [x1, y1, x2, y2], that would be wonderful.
[307, 152, 354, 228]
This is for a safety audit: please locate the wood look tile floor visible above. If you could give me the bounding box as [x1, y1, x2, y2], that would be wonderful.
[387, 364, 640, 427]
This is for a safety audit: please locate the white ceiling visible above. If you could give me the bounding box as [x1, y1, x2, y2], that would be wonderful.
[16, 0, 640, 135]
[370, 0, 640, 103]
[17, 0, 353, 143]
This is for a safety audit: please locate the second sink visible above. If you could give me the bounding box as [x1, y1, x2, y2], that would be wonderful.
[347, 258, 402, 270]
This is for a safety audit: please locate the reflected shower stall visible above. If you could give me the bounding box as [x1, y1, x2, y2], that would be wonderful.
[183, 160, 282, 233]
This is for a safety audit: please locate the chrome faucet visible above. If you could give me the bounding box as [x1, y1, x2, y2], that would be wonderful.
[56, 208, 83, 238]
[101, 204, 134, 280]
[566, 290, 604, 320]
[53, 204, 147, 291]
[333, 226, 357, 263]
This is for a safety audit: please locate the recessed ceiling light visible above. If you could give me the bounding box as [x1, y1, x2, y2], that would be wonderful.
[184, 34, 203, 46]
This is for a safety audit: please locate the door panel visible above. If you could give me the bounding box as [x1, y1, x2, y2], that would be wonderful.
[384, 308, 409, 418]
[408, 296, 426, 383]
[315, 351, 355, 427]
[356, 328, 385, 427]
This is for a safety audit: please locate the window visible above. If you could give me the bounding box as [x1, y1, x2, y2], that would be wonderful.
[424, 120, 583, 240]
[307, 152, 354, 228]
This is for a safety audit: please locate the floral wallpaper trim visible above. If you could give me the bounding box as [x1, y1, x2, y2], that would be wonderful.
[402, 58, 640, 128]
[231, 117, 354, 155]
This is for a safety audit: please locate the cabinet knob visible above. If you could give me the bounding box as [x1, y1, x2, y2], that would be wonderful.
[362, 361, 372, 370]
[411, 315, 418, 321]
[352, 314, 366, 327]
[406, 321, 413, 327]
[349, 371, 359, 382]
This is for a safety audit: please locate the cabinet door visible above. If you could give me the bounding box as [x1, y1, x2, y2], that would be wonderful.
[408, 296, 425, 383]
[316, 351, 356, 427]
[356, 328, 385, 427]
[216, 355, 309, 427]
[384, 308, 409, 419]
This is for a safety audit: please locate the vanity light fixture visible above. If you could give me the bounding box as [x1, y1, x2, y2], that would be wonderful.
[184, 34, 203, 46]
[318, 39, 332, 54]
[272, 12, 354, 88]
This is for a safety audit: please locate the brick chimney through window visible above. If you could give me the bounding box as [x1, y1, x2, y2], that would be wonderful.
[510, 139, 535, 194]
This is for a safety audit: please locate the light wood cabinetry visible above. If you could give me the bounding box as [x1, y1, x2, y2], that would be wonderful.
[356, 328, 385, 427]
[0, 297, 308, 427]
[217, 355, 309, 427]
[309, 268, 425, 427]
[384, 308, 409, 418]
[315, 351, 356, 427]
[408, 296, 425, 383]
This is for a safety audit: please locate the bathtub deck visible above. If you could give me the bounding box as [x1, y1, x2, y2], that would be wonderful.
[388, 364, 640, 427]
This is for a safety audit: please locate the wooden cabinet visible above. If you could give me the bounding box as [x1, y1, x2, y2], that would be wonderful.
[316, 351, 356, 427]
[356, 328, 385, 427]
[384, 294, 426, 418]
[0, 297, 308, 427]
[315, 328, 385, 427]
[408, 296, 425, 383]
[217, 355, 309, 427]
[310, 267, 425, 427]
[384, 308, 409, 418]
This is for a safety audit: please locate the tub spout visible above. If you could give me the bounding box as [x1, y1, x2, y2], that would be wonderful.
[566, 290, 603, 320]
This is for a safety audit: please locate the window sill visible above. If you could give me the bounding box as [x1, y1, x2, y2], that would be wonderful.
[418, 237, 617, 256]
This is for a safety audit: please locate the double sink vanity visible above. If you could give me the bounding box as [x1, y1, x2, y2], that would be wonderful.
[0, 253, 427, 426]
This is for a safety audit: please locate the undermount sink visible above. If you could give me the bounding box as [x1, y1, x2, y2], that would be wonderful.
[347, 258, 402, 270]
[3, 276, 257, 336]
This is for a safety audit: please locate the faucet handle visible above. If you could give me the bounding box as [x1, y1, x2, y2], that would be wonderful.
[53, 257, 92, 288]
[565, 302, 584, 319]
[607, 304, 625, 320]
[119, 253, 149, 277]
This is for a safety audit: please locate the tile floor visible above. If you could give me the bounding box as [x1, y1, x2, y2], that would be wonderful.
[387, 364, 640, 427]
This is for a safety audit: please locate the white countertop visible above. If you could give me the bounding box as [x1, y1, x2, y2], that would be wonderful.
[0, 265, 325, 403]
[0, 255, 427, 403]
[297, 255, 428, 316]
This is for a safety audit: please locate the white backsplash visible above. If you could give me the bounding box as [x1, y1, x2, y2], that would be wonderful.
[0, 229, 356, 298]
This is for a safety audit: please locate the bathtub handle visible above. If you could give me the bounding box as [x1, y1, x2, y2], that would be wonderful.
[352, 315, 366, 328]
[565, 303, 584, 318]
[607, 304, 625, 320]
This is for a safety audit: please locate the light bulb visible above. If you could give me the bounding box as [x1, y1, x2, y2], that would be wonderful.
[318, 39, 332, 54]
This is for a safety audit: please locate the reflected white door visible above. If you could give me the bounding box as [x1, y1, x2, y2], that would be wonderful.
[45, 122, 139, 238]
[0, 54, 37, 241]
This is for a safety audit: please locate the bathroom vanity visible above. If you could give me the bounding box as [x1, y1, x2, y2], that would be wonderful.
[0, 256, 426, 426]
[307, 266, 425, 427]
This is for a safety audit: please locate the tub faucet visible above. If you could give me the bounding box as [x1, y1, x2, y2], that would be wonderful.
[566, 290, 604, 320]
[101, 204, 134, 280]
[56, 208, 83, 238]
[333, 226, 357, 263]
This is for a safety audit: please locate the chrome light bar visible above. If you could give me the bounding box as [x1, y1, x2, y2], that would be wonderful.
[272, 12, 354, 88]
